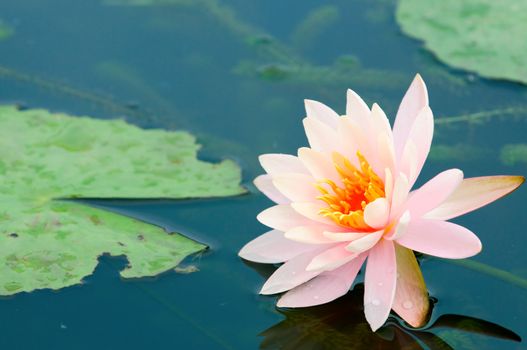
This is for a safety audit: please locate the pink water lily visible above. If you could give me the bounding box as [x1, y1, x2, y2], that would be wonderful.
[239, 75, 524, 331]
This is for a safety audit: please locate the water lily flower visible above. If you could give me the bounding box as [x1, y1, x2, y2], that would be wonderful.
[239, 74, 524, 331]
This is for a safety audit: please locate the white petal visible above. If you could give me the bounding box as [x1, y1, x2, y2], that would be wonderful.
[323, 230, 368, 242]
[346, 230, 383, 253]
[254, 175, 289, 204]
[272, 173, 319, 202]
[303, 117, 339, 153]
[259, 153, 308, 176]
[285, 226, 335, 244]
[257, 205, 311, 231]
[363, 198, 390, 229]
[298, 147, 342, 184]
[238, 230, 316, 263]
[305, 99, 340, 129]
[306, 244, 357, 272]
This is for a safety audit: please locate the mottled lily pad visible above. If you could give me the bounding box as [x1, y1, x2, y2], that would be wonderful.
[396, 1, 527, 84]
[0, 106, 245, 295]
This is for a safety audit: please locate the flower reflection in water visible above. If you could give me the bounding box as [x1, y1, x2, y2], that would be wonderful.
[245, 261, 521, 350]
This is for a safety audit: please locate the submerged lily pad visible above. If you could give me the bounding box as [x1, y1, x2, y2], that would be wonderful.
[0, 106, 245, 295]
[396, 1, 527, 84]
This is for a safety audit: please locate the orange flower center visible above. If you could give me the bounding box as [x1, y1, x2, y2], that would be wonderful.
[316, 151, 385, 230]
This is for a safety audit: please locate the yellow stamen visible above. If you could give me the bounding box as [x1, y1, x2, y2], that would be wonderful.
[316, 151, 385, 230]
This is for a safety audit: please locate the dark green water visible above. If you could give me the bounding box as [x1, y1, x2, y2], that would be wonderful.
[0, 1, 526, 349]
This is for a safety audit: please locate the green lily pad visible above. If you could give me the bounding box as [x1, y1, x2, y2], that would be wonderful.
[396, 1, 527, 84]
[0, 106, 245, 295]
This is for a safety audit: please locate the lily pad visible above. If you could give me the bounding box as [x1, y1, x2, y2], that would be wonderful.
[396, 0, 527, 84]
[0, 106, 245, 295]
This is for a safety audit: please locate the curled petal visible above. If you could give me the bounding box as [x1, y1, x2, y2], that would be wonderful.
[305, 99, 339, 129]
[303, 117, 339, 153]
[238, 230, 316, 263]
[306, 244, 357, 272]
[364, 239, 397, 331]
[392, 244, 430, 328]
[259, 153, 308, 176]
[425, 175, 525, 220]
[285, 226, 335, 244]
[272, 173, 319, 202]
[346, 230, 383, 253]
[406, 168, 464, 218]
[393, 74, 429, 159]
[396, 219, 482, 259]
[254, 175, 289, 204]
[260, 248, 329, 295]
[278, 253, 367, 308]
[364, 197, 390, 229]
[257, 205, 312, 231]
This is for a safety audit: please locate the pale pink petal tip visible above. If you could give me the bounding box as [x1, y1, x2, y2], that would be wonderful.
[425, 175, 525, 220]
[238, 230, 314, 264]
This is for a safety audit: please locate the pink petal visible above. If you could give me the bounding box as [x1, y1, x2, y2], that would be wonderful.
[392, 244, 429, 328]
[291, 202, 335, 226]
[277, 253, 367, 308]
[425, 175, 525, 220]
[305, 99, 339, 130]
[385, 210, 410, 240]
[259, 153, 308, 176]
[298, 147, 342, 184]
[346, 230, 383, 253]
[390, 173, 410, 220]
[337, 117, 365, 166]
[405, 106, 434, 187]
[272, 173, 319, 202]
[260, 248, 329, 295]
[406, 169, 464, 218]
[364, 239, 397, 331]
[238, 230, 316, 263]
[257, 204, 312, 231]
[285, 226, 335, 244]
[346, 88, 370, 119]
[384, 168, 394, 201]
[396, 219, 482, 259]
[399, 140, 418, 185]
[323, 230, 368, 242]
[393, 74, 429, 158]
[363, 198, 390, 229]
[254, 175, 289, 204]
[376, 132, 395, 180]
[306, 244, 357, 271]
[303, 117, 339, 153]
[371, 103, 392, 139]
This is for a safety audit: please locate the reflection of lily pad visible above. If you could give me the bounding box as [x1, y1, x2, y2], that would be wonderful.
[0, 21, 14, 41]
[0, 106, 245, 295]
[396, 1, 527, 84]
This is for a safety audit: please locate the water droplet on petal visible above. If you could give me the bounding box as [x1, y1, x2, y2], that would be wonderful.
[403, 300, 413, 309]
[371, 299, 380, 306]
